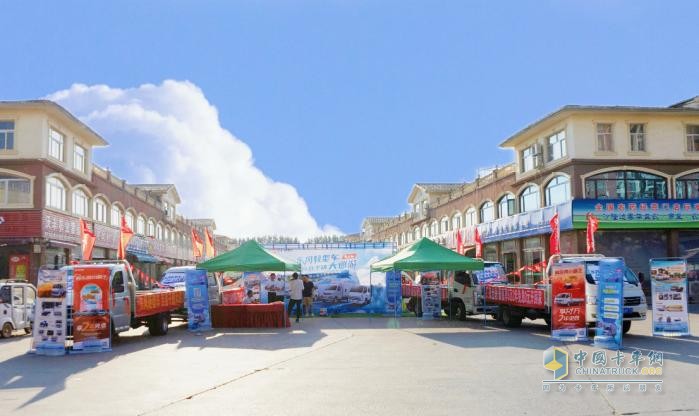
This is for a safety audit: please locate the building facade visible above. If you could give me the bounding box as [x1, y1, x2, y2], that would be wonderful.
[0, 101, 227, 286]
[363, 96, 699, 287]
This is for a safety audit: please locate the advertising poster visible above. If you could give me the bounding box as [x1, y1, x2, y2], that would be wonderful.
[243, 272, 264, 303]
[72, 267, 111, 353]
[9, 254, 29, 280]
[650, 258, 690, 336]
[420, 273, 442, 320]
[550, 263, 587, 341]
[32, 267, 68, 356]
[185, 269, 212, 332]
[269, 243, 394, 315]
[594, 258, 624, 349]
[385, 270, 402, 315]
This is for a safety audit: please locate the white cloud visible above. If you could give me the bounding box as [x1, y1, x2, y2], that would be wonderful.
[46, 80, 342, 239]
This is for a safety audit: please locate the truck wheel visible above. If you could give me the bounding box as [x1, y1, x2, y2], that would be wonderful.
[149, 313, 170, 336]
[451, 302, 466, 321]
[622, 321, 631, 334]
[501, 307, 522, 328]
[24, 324, 32, 335]
[1, 323, 12, 338]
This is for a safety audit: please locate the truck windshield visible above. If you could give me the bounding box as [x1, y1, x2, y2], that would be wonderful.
[562, 260, 639, 285]
[473, 263, 507, 284]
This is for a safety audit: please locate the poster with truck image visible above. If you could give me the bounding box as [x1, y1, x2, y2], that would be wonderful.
[594, 258, 624, 350]
[550, 263, 587, 341]
[185, 269, 212, 332]
[32, 267, 68, 356]
[72, 267, 111, 353]
[420, 276, 442, 320]
[650, 258, 690, 336]
[268, 243, 394, 315]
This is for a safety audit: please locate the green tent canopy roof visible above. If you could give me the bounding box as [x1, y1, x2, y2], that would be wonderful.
[370, 237, 484, 272]
[197, 240, 301, 272]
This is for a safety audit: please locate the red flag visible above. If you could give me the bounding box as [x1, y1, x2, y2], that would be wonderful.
[118, 216, 134, 260]
[474, 227, 482, 258]
[191, 228, 204, 258]
[80, 219, 96, 261]
[586, 213, 600, 254]
[456, 230, 464, 255]
[549, 212, 560, 255]
[205, 228, 216, 258]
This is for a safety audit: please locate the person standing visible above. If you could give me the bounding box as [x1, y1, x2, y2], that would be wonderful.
[302, 275, 315, 317]
[287, 273, 304, 323]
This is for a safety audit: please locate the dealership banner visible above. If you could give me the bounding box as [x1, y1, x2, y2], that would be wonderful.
[550, 263, 587, 341]
[594, 259, 625, 349]
[573, 199, 699, 229]
[485, 285, 545, 309]
[650, 258, 690, 336]
[31, 267, 68, 356]
[269, 243, 394, 315]
[72, 267, 111, 353]
[185, 269, 212, 332]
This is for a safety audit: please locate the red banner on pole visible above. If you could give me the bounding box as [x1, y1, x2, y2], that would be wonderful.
[549, 212, 560, 255]
[80, 219, 96, 261]
[118, 216, 134, 260]
[205, 228, 216, 258]
[456, 230, 463, 255]
[192, 228, 204, 258]
[474, 227, 482, 258]
[586, 213, 599, 254]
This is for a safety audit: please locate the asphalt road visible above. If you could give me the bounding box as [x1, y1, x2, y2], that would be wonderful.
[1, 309, 698, 416]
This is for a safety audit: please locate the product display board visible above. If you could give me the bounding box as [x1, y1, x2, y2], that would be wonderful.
[32, 267, 68, 356]
[421, 278, 442, 320]
[385, 270, 402, 315]
[72, 267, 111, 353]
[185, 269, 212, 332]
[650, 258, 690, 336]
[594, 259, 624, 349]
[550, 263, 587, 341]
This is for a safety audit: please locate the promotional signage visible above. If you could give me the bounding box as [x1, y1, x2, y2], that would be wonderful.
[32, 267, 68, 356]
[594, 259, 624, 349]
[185, 269, 212, 332]
[573, 199, 699, 229]
[650, 258, 690, 336]
[243, 272, 264, 303]
[9, 254, 29, 280]
[480, 202, 573, 243]
[550, 263, 587, 341]
[485, 285, 545, 309]
[420, 277, 442, 320]
[269, 243, 394, 315]
[385, 270, 402, 315]
[72, 267, 111, 353]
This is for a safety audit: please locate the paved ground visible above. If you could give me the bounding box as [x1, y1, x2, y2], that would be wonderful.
[1, 309, 698, 416]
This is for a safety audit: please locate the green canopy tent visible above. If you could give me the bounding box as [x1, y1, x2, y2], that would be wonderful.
[370, 237, 484, 320]
[197, 240, 301, 272]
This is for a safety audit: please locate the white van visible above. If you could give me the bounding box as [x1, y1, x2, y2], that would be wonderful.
[160, 266, 222, 305]
[0, 280, 37, 338]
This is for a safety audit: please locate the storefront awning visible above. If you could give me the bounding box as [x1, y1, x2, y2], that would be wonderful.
[130, 252, 158, 263]
[155, 256, 173, 265]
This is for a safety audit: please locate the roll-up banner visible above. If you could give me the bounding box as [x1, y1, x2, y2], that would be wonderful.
[186, 269, 212, 332]
[72, 267, 111, 353]
[649, 258, 690, 337]
[421, 273, 442, 320]
[594, 258, 624, 349]
[385, 270, 402, 315]
[32, 267, 68, 356]
[550, 263, 587, 341]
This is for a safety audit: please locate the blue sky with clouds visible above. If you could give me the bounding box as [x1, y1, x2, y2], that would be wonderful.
[2, 1, 698, 236]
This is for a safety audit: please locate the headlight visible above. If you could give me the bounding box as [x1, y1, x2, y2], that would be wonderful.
[586, 296, 597, 305]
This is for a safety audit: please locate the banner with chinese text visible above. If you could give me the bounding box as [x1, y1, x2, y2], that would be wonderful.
[185, 269, 212, 332]
[72, 267, 111, 353]
[550, 263, 587, 341]
[650, 258, 690, 336]
[594, 259, 624, 349]
[32, 267, 68, 356]
[573, 199, 699, 229]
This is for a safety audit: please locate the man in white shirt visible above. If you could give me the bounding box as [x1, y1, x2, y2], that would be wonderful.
[287, 273, 304, 323]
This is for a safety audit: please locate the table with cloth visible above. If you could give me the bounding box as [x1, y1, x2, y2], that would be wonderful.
[211, 302, 289, 328]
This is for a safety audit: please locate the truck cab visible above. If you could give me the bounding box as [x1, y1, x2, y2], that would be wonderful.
[449, 262, 504, 320]
[546, 254, 648, 334]
[0, 280, 37, 338]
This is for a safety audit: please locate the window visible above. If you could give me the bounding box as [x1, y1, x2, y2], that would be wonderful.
[584, 170, 667, 199]
[147, 220, 155, 237]
[545, 176, 570, 206]
[164, 228, 170, 242]
[520, 144, 536, 172]
[596, 123, 613, 151]
[422, 224, 428, 238]
[156, 224, 163, 240]
[464, 207, 477, 226]
[49, 129, 64, 161]
[125, 212, 135, 230]
[451, 213, 462, 230]
[675, 172, 699, 199]
[498, 194, 515, 218]
[629, 124, 646, 152]
[480, 201, 495, 223]
[0, 174, 31, 206]
[440, 217, 449, 233]
[430, 221, 438, 236]
[74, 145, 86, 172]
[137, 216, 146, 235]
[547, 131, 567, 162]
[413, 227, 420, 240]
[45, 177, 66, 210]
[72, 189, 89, 217]
[687, 125, 699, 152]
[0, 121, 15, 150]
[519, 185, 540, 213]
[111, 205, 123, 226]
[93, 198, 107, 223]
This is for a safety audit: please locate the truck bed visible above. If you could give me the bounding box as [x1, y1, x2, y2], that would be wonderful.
[135, 289, 185, 318]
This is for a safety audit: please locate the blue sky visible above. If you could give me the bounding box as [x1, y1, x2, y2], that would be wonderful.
[3, 1, 699, 236]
